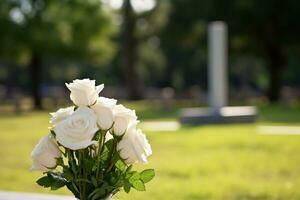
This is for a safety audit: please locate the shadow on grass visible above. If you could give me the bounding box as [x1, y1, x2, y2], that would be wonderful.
[258, 103, 300, 123]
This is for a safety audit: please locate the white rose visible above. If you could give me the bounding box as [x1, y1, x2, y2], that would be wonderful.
[54, 107, 99, 150]
[117, 127, 152, 164]
[113, 104, 138, 136]
[66, 79, 104, 106]
[50, 106, 74, 125]
[31, 135, 61, 172]
[91, 97, 117, 130]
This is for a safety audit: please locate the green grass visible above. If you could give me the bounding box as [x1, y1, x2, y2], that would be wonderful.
[126, 100, 300, 123]
[0, 102, 300, 199]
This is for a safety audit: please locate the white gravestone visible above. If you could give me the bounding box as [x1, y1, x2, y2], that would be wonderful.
[179, 21, 257, 125]
[208, 21, 227, 112]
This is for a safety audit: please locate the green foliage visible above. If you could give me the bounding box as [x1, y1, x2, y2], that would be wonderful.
[0, 0, 115, 60]
[119, 168, 155, 193]
[0, 0, 299, 96]
[36, 176, 52, 188]
[158, 0, 300, 95]
[34, 128, 155, 199]
[140, 169, 155, 183]
[0, 0, 117, 87]
[36, 172, 67, 190]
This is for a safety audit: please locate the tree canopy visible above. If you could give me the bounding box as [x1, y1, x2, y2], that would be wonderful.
[0, 0, 299, 106]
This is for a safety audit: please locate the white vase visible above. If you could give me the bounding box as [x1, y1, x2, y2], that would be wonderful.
[102, 194, 112, 200]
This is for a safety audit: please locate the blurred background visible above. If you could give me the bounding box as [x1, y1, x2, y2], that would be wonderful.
[0, 0, 300, 199]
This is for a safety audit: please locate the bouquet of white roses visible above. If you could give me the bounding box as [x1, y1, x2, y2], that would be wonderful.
[31, 79, 154, 200]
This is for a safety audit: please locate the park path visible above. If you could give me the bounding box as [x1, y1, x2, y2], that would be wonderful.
[140, 121, 300, 135]
[0, 191, 74, 200]
[258, 125, 300, 135]
[140, 121, 180, 131]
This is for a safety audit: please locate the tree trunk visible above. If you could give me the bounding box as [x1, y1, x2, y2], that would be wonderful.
[260, 8, 286, 103]
[267, 61, 281, 102]
[29, 53, 43, 110]
[122, 0, 142, 100]
[266, 45, 285, 102]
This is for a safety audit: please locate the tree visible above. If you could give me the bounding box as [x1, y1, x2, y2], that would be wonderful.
[122, 0, 141, 99]
[228, 0, 300, 102]
[0, 0, 113, 109]
[160, 0, 208, 90]
[160, 0, 300, 101]
[120, 0, 166, 99]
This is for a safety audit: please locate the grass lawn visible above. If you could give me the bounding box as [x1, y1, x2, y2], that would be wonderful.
[0, 102, 300, 200]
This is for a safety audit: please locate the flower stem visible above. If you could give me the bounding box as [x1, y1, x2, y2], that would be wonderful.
[67, 150, 81, 199]
[105, 139, 118, 173]
[96, 130, 106, 178]
[79, 150, 88, 200]
[81, 150, 87, 200]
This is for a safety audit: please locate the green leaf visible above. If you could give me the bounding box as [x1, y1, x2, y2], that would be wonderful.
[128, 172, 145, 191]
[46, 172, 67, 190]
[36, 172, 67, 190]
[36, 176, 52, 188]
[70, 162, 78, 174]
[99, 145, 109, 161]
[66, 183, 80, 199]
[131, 179, 145, 191]
[71, 182, 80, 193]
[92, 130, 101, 140]
[105, 139, 114, 150]
[89, 187, 105, 200]
[128, 171, 140, 181]
[140, 169, 155, 183]
[91, 176, 98, 187]
[89, 183, 115, 200]
[63, 168, 73, 181]
[51, 180, 65, 190]
[124, 180, 131, 193]
[83, 158, 94, 172]
[115, 160, 126, 171]
[48, 172, 67, 182]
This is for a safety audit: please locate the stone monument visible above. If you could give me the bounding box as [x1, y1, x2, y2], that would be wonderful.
[179, 21, 257, 125]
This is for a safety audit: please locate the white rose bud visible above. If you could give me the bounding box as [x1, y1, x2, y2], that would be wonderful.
[92, 97, 117, 130]
[31, 135, 61, 172]
[113, 104, 137, 136]
[50, 106, 74, 125]
[66, 78, 104, 106]
[117, 127, 152, 164]
[54, 107, 99, 150]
